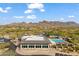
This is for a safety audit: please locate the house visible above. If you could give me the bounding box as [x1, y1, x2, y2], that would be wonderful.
[16, 35, 54, 55]
[19, 35, 51, 49]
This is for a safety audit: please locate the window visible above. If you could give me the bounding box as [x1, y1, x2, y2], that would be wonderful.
[42, 45, 48, 48]
[22, 46, 26, 48]
[36, 45, 41, 48]
[22, 44, 27, 48]
[25, 45, 27, 48]
[29, 45, 34, 48]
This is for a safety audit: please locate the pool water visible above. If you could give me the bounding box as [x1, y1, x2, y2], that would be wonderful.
[49, 39, 65, 44]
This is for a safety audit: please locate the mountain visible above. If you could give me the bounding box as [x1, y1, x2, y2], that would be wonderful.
[0, 21, 79, 28]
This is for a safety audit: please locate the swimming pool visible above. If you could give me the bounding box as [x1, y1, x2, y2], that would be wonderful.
[49, 39, 65, 44]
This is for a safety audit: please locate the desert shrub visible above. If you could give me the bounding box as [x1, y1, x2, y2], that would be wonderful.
[0, 42, 10, 49]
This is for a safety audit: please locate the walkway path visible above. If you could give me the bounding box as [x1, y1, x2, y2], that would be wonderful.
[16, 47, 55, 56]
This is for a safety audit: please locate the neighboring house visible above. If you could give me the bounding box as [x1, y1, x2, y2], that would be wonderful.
[0, 38, 10, 43]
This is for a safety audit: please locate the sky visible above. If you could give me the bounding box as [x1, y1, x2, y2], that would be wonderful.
[0, 3, 79, 24]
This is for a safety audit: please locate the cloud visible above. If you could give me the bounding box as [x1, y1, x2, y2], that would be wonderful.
[24, 3, 45, 13]
[60, 17, 64, 21]
[68, 15, 76, 21]
[68, 15, 75, 18]
[0, 7, 7, 13]
[0, 7, 11, 13]
[6, 7, 11, 10]
[14, 15, 37, 19]
[14, 16, 24, 18]
[40, 9, 45, 12]
[28, 3, 44, 9]
[24, 9, 32, 13]
[26, 15, 37, 19]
